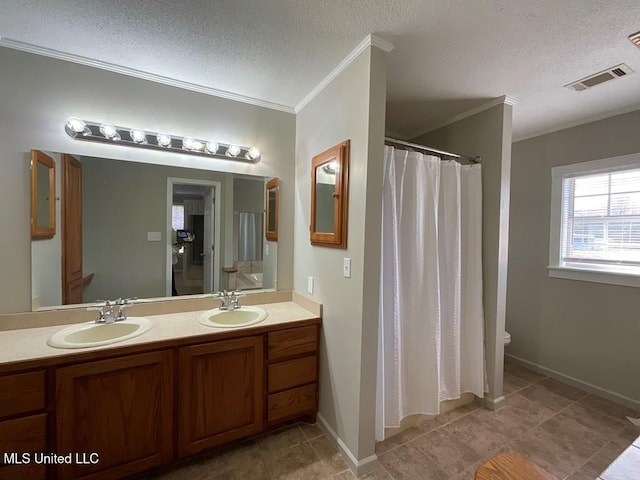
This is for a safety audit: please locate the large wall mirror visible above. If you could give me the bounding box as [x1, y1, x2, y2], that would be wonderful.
[30, 153, 278, 311]
[31, 150, 56, 239]
[310, 140, 350, 248]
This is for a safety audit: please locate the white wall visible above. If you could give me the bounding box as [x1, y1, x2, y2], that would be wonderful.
[507, 109, 640, 406]
[0, 47, 295, 314]
[414, 102, 514, 407]
[294, 45, 388, 471]
[30, 151, 62, 308]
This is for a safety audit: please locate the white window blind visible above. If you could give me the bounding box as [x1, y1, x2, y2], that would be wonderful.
[550, 154, 640, 286]
[557, 163, 640, 276]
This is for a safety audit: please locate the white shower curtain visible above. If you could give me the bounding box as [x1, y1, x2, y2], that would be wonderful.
[375, 146, 486, 441]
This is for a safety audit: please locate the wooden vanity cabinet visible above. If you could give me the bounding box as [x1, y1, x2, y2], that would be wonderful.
[266, 325, 319, 425]
[55, 350, 173, 480]
[0, 370, 47, 480]
[178, 335, 264, 457]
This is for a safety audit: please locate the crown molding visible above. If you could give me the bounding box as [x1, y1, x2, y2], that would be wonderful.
[0, 37, 295, 114]
[295, 34, 394, 113]
[410, 95, 519, 140]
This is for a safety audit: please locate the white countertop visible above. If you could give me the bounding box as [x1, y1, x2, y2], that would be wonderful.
[0, 301, 318, 366]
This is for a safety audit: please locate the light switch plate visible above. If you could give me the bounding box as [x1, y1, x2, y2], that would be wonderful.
[343, 258, 351, 278]
[307, 276, 314, 294]
[147, 231, 162, 241]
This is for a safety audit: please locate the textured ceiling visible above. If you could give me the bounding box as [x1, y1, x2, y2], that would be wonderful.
[1, 0, 640, 140]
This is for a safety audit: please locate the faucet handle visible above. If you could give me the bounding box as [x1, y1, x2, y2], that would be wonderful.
[87, 305, 105, 322]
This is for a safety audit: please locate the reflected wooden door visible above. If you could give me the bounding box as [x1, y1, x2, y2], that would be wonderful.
[62, 154, 83, 304]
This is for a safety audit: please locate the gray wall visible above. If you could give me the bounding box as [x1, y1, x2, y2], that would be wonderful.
[82, 156, 233, 302]
[414, 103, 514, 407]
[0, 47, 295, 314]
[507, 109, 640, 405]
[294, 45, 388, 467]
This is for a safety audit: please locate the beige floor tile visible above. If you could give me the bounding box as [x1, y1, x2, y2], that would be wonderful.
[620, 424, 640, 443]
[411, 424, 483, 475]
[579, 394, 640, 421]
[378, 442, 449, 480]
[299, 422, 324, 440]
[309, 435, 349, 475]
[211, 459, 269, 480]
[257, 424, 307, 454]
[503, 363, 547, 383]
[201, 441, 263, 475]
[261, 441, 330, 480]
[537, 377, 588, 401]
[517, 383, 573, 412]
[333, 468, 393, 480]
[474, 393, 555, 437]
[557, 402, 627, 440]
[375, 431, 409, 454]
[503, 372, 530, 395]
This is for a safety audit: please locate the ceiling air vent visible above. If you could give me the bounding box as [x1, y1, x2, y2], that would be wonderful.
[629, 31, 640, 49]
[565, 64, 634, 92]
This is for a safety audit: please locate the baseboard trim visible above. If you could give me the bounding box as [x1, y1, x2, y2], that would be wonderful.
[316, 413, 379, 476]
[505, 353, 640, 411]
[483, 395, 506, 411]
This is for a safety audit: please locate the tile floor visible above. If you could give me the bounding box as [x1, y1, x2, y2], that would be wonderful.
[152, 361, 640, 480]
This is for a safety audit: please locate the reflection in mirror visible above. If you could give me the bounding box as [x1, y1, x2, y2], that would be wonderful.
[314, 164, 337, 233]
[30, 154, 277, 311]
[265, 178, 279, 241]
[31, 150, 56, 239]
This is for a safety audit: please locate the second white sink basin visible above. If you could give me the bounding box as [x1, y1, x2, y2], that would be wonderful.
[47, 317, 152, 349]
[199, 306, 268, 328]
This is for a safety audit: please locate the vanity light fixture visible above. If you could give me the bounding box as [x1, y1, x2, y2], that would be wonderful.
[99, 123, 120, 141]
[226, 144, 241, 157]
[130, 128, 147, 144]
[64, 117, 261, 163]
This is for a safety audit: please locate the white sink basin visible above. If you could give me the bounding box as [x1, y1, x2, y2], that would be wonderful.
[47, 317, 152, 349]
[199, 306, 268, 328]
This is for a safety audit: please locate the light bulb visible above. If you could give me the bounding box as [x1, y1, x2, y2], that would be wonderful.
[226, 145, 241, 157]
[191, 140, 204, 151]
[130, 129, 147, 144]
[157, 133, 172, 147]
[206, 142, 219, 154]
[99, 123, 120, 140]
[247, 147, 260, 160]
[182, 137, 195, 150]
[66, 117, 86, 133]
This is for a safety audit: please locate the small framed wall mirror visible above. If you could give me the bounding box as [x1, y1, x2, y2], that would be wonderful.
[310, 140, 350, 248]
[31, 150, 56, 239]
[265, 178, 279, 241]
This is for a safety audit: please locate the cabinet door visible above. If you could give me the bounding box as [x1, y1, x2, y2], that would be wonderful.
[178, 336, 264, 457]
[56, 350, 173, 480]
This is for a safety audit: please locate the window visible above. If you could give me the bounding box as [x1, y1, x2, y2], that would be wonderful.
[549, 153, 640, 287]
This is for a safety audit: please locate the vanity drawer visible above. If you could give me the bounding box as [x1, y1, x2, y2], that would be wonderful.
[0, 413, 47, 461]
[0, 371, 45, 418]
[267, 326, 318, 361]
[268, 355, 317, 393]
[267, 383, 317, 423]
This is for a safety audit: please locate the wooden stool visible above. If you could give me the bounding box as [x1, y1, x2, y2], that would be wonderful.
[475, 452, 559, 480]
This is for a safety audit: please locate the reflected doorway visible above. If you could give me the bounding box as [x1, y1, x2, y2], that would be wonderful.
[167, 178, 221, 296]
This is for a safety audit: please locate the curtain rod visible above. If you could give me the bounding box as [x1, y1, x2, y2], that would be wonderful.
[384, 136, 481, 164]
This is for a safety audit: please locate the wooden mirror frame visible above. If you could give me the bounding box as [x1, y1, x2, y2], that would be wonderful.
[265, 178, 279, 241]
[31, 150, 56, 239]
[310, 140, 349, 248]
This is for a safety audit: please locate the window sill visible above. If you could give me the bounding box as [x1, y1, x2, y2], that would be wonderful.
[547, 266, 640, 288]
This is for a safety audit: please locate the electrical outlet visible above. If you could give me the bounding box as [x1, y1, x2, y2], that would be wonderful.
[265, 244, 269, 255]
[307, 276, 314, 294]
[343, 258, 351, 278]
[147, 232, 162, 241]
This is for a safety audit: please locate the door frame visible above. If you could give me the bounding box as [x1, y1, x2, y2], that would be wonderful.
[166, 178, 221, 296]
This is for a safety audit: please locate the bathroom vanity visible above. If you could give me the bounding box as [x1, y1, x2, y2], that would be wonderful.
[0, 300, 320, 480]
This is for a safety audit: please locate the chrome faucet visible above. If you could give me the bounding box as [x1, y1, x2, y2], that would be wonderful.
[89, 298, 136, 323]
[215, 290, 243, 311]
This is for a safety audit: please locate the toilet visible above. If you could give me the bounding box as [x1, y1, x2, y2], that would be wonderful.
[504, 331, 511, 346]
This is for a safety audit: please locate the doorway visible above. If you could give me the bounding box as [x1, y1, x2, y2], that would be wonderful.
[166, 178, 221, 296]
